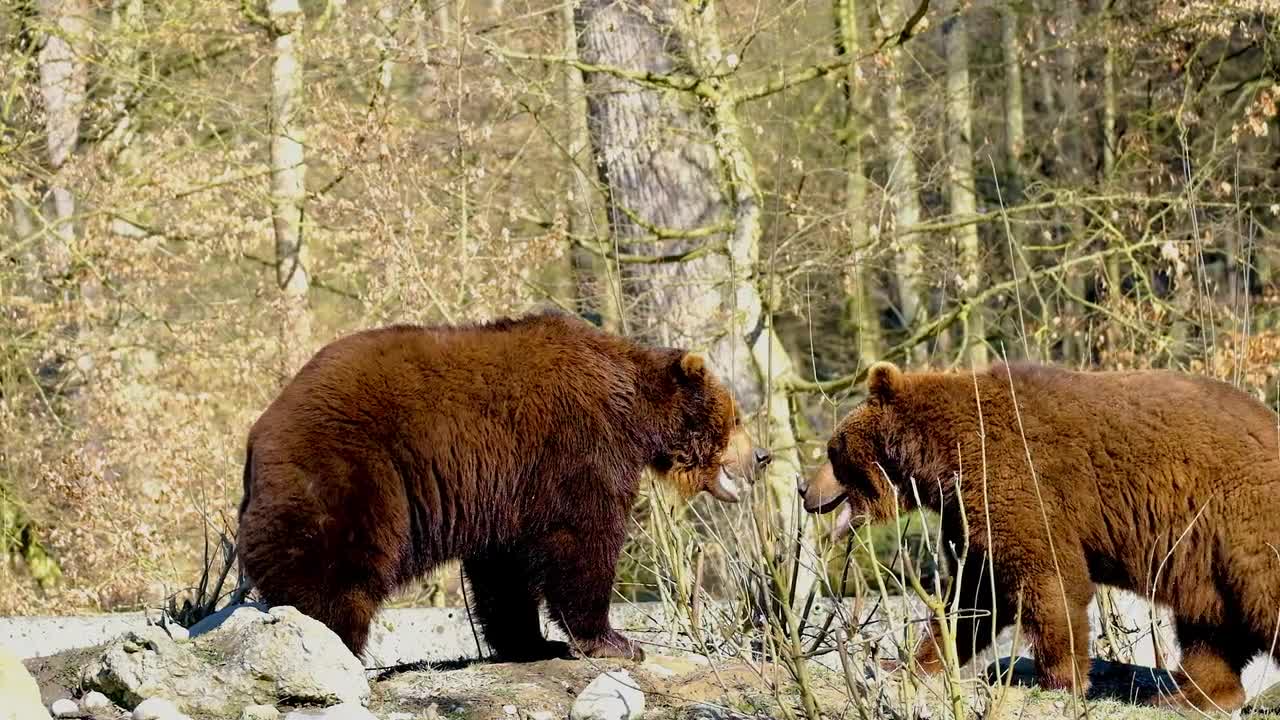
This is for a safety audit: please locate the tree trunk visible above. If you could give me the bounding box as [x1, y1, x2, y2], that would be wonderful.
[101, 0, 144, 159]
[561, 0, 618, 331]
[375, 1, 397, 99]
[943, 6, 986, 367]
[878, 0, 927, 364]
[1000, 1, 1025, 204]
[268, 0, 312, 375]
[1058, 0, 1082, 187]
[1058, 0, 1087, 363]
[434, 0, 453, 41]
[1031, 0, 1057, 118]
[1102, 9, 1124, 297]
[576, 0, 815, 602]
[4, 4, 40, 284]
[35, 0, 89, 279]
[835, 0, 881, 366]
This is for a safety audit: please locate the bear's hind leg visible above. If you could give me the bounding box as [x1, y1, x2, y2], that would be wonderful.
[238, 500, 390, 657]
[1152, 619, 1252, 713]
[464, 549, 569, 662]
[312, 587, 382, 656]
[540, 525, 642, 661]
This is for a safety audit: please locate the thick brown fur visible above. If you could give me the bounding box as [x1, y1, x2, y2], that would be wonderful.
[802, 360, 1280, 713]
[237, 311, 769, 662]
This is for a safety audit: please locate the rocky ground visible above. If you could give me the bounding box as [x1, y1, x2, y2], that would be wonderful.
[6, 602, 1280, 720]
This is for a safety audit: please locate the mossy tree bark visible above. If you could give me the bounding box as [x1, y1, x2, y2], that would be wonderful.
[561, 0, 619, 331]
[835, 0, 882, 367]
[943, 4, 987, 366]
[576, 0, 817, 603]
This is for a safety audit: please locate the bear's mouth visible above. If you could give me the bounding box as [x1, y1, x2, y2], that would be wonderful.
[808, 492, 846, 515]
[801, 461, 857, 540]
[806, 493, 857, 541]
[709, 466, 745, 503]
[829, 500, 855, 541]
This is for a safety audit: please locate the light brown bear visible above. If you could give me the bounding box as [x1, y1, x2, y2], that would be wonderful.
[801, 360, 1280, 713]
[237, 311, 771, 662]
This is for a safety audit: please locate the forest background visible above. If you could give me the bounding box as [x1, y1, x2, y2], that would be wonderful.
[1, 0, 1278, 624]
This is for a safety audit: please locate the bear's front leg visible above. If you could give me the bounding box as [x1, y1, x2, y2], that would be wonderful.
[908, 553, 1013, 676]
[1020, 570, 1094, 696]
[540, 523, 644, 661]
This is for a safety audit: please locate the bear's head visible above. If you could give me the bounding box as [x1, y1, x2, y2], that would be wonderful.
[799, 361, 912, 540]
[653, 352, 772, 503]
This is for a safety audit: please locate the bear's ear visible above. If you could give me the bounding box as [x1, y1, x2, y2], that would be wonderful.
[866, 361, 903, 402]
[674, 352, 709, 384]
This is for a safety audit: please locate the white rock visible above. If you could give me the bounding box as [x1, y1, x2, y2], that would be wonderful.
[163, 625, 190, 643]
[529, 712, 556, 720]
[0, 643, 51, 720]
[50, 698, 79, 718]
[386, 713, 415, 720]
[503, 705, 518, 716]
[186, 601, 272, 638]
[240, 705, 282, 720]
[282, 704, 378, 720]
[80, 691, 113, 712]
[569, 670, 644, 720]
[132, 697, 186, 720]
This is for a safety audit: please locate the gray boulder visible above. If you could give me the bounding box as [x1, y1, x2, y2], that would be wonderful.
[81, 605, 369, 717]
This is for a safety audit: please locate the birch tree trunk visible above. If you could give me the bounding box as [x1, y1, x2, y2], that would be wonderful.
[878, 0, 927, 364]
[268, 0, 312, 374]
[943, 6, 987, 366]
[36, 0, 89, 279]
[576, 0, 816, 601]
[835, 0, 881, 365]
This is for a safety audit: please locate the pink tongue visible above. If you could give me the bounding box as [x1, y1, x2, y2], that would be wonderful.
[830, 502, 854, 541]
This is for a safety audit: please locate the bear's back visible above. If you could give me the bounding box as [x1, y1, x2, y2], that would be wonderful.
[977, 362, 1280, 507]
[247, 315, 645, 466]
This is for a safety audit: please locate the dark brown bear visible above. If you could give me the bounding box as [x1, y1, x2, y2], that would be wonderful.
[237, 311, 770, 662]
[801, 360, 1280, 713]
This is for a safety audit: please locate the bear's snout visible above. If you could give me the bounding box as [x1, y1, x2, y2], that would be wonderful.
[800, 461, 846, 515]
[754, 447, 772, 467]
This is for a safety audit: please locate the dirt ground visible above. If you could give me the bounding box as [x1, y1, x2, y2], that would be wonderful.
[25, 643, 1277, 720]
